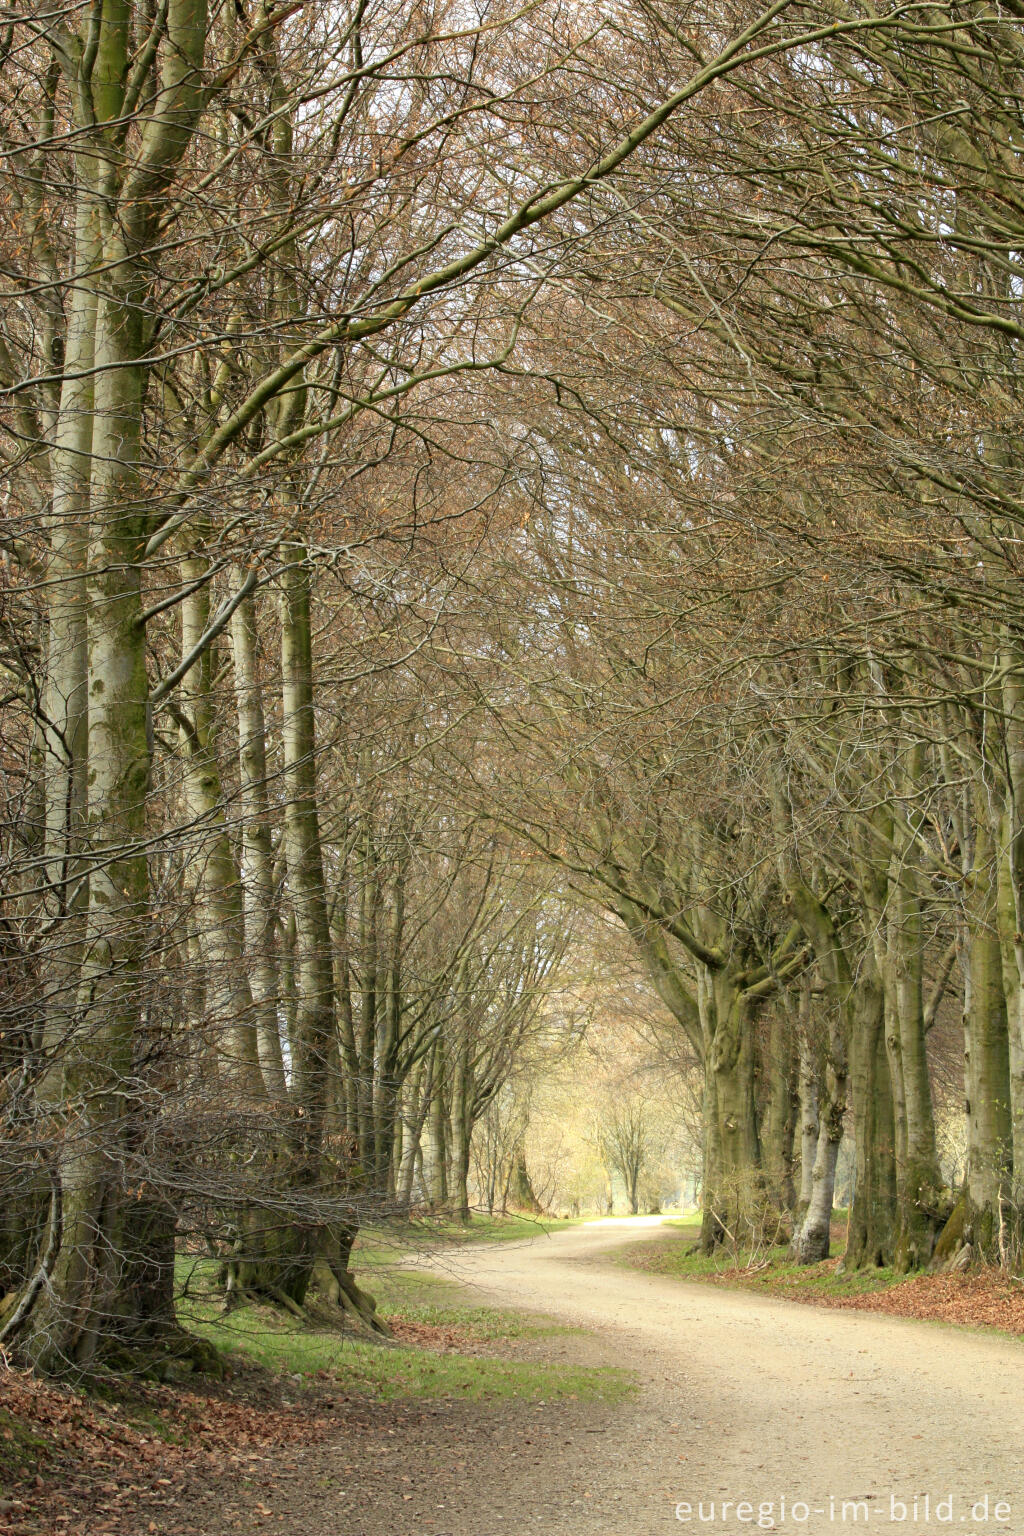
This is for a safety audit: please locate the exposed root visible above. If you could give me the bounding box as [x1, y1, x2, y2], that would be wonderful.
[266, 1287, 309, 1321]
[311, 1259, 390, 1336]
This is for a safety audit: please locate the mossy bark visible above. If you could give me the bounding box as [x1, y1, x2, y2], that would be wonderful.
[778, 834, 897, 1270]
[998, 643, 1024, 1221]
[962, 832, 1013, 1262]
[761, 1006, 797, 1216]
[699, 971, 762, 1250]
[424, 1041, 449, 1210]
[794, 1021, 846, 1265]
[845, 975, 897, 1269]
[879, 766, 947, 1272]
[178, 562, 265, 1096]
[791, 1027, 819, 1246]
[311, 1225, 389, 1334]
[26, 275, 151, 1371]
[511, 1147, 544, 1214]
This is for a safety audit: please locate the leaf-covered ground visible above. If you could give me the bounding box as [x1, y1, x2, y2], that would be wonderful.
[0, 1232, 627, 1535]
[770, 1262, 1024, 1333]
[0, 1362, 339, 1534]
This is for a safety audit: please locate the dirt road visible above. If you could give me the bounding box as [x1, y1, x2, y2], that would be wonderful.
[386, 1217, 1024, 1536]
[157, 1219, 1024, 1536]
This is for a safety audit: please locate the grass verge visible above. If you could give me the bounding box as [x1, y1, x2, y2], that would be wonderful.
[357, 1211, 582, 1252]
[617, 1226, 902, 1296]
[616, 1223, 1024, 1336]
[175, 1243, 630, 1404]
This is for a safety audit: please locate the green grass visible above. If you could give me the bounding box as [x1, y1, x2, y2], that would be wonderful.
[178, 1302, 630, 1402]
[201, 1314, 629, 1401]
[175, 1213, 577, 1303]
[175, 1240, 570, 1344]
[339, 1215, 577, 1298]
[348, 1215, 585, 1338]
[615, 1225, 905, 1299]
[175, 1244, 628, 1404]
[357, 1212, 582, 1252]
[761, 1260, 902, 1297]
[367, 1268, 572, 1340]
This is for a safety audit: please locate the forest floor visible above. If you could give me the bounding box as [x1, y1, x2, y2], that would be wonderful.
[4, 1217, 1024, 1535]
[616, 1219, 1024, 1335]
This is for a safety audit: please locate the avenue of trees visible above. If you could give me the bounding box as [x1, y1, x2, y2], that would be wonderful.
[2, 0, 1024, 1378]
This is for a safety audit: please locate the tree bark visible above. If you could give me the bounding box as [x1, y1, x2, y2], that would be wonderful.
[844, 967, 897, 1269]
[700, 969, 762, 1249]
[793, 1031, 820, 1235]
[230, 583, 288, 1099]
[236, 541, 341, 1305]
[178, 562, 263, 1096]
[28, 287, 151, 1367]
[761, 1004, 797, 1216]
[511, 1145, 544, 1214]
[962, 808, 1013, 1261]
[424, 1040, 449, 1210]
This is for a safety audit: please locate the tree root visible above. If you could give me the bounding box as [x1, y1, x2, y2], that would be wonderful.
[311, 1258, 390, 1336]
[266, 1287, 309, 1321]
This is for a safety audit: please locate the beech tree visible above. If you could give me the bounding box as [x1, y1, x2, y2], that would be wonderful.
[4, 0, 860, 1373]
[9, 0, 1024, 1399]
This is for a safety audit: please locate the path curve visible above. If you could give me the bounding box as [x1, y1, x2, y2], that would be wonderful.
[405, 1218, 1024, 1536]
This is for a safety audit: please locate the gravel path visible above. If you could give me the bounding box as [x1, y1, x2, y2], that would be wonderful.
[383, 1219, 1024, 1535]
[157, 1219, 1024, 1536]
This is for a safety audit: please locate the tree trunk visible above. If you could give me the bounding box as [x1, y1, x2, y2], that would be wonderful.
[230, 583, 288, 1099]
[776, 852, 892, 1269]
[889, 861, 946, 1270]
[450, 1044, 473, 1222]
[792, 1031, 819, 1240]
[40, 191, 96, 1089]
[844, 968, 897, 1269]
[997, 640, 1024, 1218]
[962, 812, 1013, 1262]
[424, 1042, 449, 1209]
[761, 1004, 797, 1215]
[511, 1145, 544, 1214]
[700, 969, 761, 1249]
[792, 999, 847, 1265]
[698, 1056, 725, 1250]
[997, 817, 1024, 1228]
[178, 562, 263, 1096]
[356, 813, 378, 1167]
[25, 270, 152, 1369]
[397, 1063, 431, 1214]
[372, 854, 406, 1198]
[237, 542, 341, 1305]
